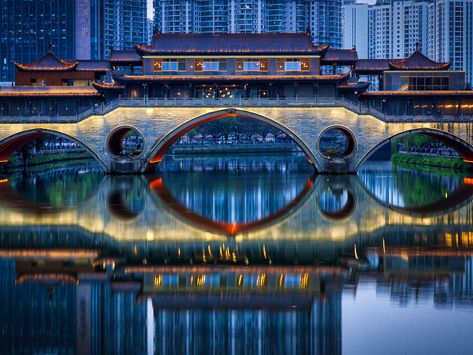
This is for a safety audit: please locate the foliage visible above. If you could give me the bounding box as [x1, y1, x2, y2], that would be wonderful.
[392, 153, 469, 171]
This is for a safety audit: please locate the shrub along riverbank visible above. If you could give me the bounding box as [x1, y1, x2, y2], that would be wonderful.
[1, 151, 96, 173]
[392, 153, 471, 171]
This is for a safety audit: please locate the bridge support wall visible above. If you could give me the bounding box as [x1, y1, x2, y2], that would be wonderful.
[0, 106, 472, 174]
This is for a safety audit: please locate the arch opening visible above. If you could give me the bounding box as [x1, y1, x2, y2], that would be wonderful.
[357, 129, 473, 216]
[357, 128, 473, 171]
[107, 126, 144, 159]
[0, 129, 108, 173]
[141, 109, 319, 172]
[318, 126, 356, 159]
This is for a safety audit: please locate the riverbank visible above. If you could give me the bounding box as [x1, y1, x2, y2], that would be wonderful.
[170, 143, 300, 155]
[392, 153, 471, 171]
[0, 151, 98, 174]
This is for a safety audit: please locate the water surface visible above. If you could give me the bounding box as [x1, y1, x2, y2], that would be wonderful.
[0, 157, 472, 354]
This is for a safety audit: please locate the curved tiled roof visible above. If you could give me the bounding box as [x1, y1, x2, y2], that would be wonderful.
[361, 90, 473, 97]
[135, 32, 329, 56]
[0, 86, 101, 97]
[77, 60, 110, 71]
[321, 49, 358, 65]
[113, 72, 350, 83]
[15, 51, 78, 72]
[92, 81, 126, 91]
[355, 59, 392, 74]
[389, 50, 451, 70]
[109, 50, 142, 64]
[337, 81, 370, 92]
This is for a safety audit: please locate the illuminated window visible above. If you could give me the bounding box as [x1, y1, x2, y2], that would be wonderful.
[162, 61, 179, 71]
[236, 58, 267, 71]
[285, 61, 301, 71]
[243, 61, 260, 71]
[195, 59, 226, 71]
[278, 58, 310, 72]
[157, 59, 186, 72]
[202, 61, 219, 71]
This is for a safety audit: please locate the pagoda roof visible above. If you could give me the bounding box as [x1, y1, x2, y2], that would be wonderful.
[92, 81, 126, 91]
[389, 49, 451, 70]
[321, 49, 358, 65]
[361, 90, 473, 98]
[15, 50, 78, 72]
[355, 59, 392, 74]
[113, 72, 350, 83]
[135, 32, 329, 56]
[337, 81, 370, 92]
[109, 50, 142, 64]
[0, 86, 101, 97]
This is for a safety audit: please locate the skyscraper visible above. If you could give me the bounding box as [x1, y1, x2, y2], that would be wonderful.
[430, 0, 473, 86]
[310, 0, 343, 47]
[0, 0, 76, 83]
[342, 0, 473, 85]
[1, 0, 148, 83]
[76, 0, 148, 59]
[342, 1, 369, 57]
[153, 0, 341, 47]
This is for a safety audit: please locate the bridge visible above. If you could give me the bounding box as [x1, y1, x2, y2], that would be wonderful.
[1, 98, 473, 174]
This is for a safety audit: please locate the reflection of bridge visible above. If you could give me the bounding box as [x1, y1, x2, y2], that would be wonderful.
[1, 171, 473, 353]
[0, 174, 472, 244]
[1, 104, 473, 173]
[1, 237, 473, 354]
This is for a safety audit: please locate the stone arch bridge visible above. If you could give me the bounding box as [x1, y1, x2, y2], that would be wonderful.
[1, 104, 473, 173]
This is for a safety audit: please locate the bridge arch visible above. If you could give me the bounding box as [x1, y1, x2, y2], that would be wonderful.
[141, 108, 320, 172]
[0, 128, 108, 172]
[355, 127, 473, 171]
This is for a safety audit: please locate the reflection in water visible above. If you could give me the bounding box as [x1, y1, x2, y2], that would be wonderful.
[1, 156, 473, 354]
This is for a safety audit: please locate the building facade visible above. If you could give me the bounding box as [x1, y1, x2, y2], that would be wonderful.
[343, 0, 473, 85]
[0, 0, 76, 83]
[153, 0, 341, 47]
[75, 0, 148, 60]
[0, 0, 147, 83]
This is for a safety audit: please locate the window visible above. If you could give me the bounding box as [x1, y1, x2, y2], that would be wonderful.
[195, 59, 226, 72]
[285, 61, 301, 71]
[236, 58, 268, 71]
[154, 59, 186, 72]
[243, 61, 260, 71]
[202, 61, 219, 71]
[277, 58, 310, 72]
[162, 61, 179, 71]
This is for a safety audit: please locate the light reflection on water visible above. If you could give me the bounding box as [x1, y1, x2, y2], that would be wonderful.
[0, 156, 473, 355]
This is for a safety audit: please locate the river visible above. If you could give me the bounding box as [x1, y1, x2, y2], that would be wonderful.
[0, 154, 472, 354]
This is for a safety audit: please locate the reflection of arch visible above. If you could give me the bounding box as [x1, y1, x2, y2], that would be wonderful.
[360, 178, 473, 217]
[318, 190, 356, 220]
[354, 171, 473, 217]
[0, 129, 108, 172]
[148, 174, 316, 235]
[141, 108, 319, 172]
[356, 128, 473, 171]
[107, 190, 145, 221]
[0, 171, 105, 215]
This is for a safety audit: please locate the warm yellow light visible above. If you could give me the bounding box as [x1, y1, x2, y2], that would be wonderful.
[154, 275, 162, 287]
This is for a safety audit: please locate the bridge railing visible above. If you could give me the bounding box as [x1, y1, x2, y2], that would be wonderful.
[1, 97, 472, 123]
